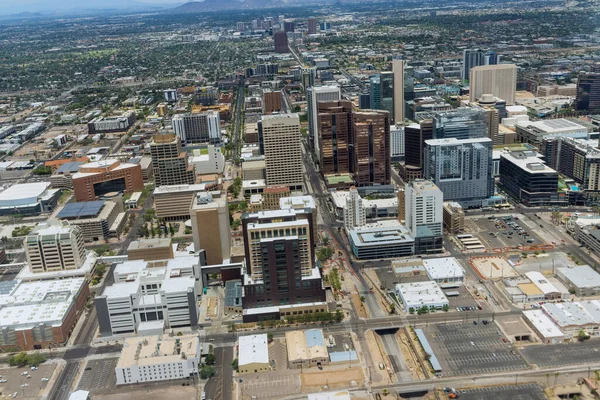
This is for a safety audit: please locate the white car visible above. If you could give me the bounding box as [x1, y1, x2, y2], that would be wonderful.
[0, 379, 7, 383]
[21, 383, 29, 387]
[41, 378, 49, 382]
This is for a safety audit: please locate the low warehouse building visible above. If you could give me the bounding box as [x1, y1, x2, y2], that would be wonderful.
[285, 329, 329, 369]
[238, 334, 269, 374]
[395, 281, 449, 312]
[422, 257, 464, 283]
[523, 309, 565, 344]
[557, 265, 600, 297]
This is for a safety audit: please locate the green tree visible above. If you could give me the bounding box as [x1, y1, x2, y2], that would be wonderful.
[267, 332, 274, 343]
[8, 352, 28, 367]
[442, 304, 449, 312]
[231, 358, 239, 372]
[205, 353, 216, 365]
[200, 365, 216, 379]
[578, 329, 589, 341]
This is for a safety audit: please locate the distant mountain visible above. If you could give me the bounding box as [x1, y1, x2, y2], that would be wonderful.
[169, 0, 282, 13]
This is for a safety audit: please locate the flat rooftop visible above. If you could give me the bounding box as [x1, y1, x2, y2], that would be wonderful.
[422, 257, 464, 280]
[238, 334, 269, 366]
[117, 335, 199, 368]
[500, 151, 557, 174]
[0, 182, 50, 202]
[558, 265, 600, 288]
[153, 184, 207, 195]
[128, 238, 172, 251]
[523, 310, 564, 338]
[57, 201, 105, 219]
[517, 118, 587, 134]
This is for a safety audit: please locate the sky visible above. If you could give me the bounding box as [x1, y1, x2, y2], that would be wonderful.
[0, 0, 187, 15]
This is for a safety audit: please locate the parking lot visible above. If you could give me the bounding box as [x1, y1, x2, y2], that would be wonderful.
[470, 215, 544, 250]
[423, 322, 529, 375]
[457, 383, 546, 400]
[77, 358, 118, 392]
[269, 339, 288, 371]
[239, 370, 301, 399]
[0, 364, 55, 399]
[521, 340, 600, 367]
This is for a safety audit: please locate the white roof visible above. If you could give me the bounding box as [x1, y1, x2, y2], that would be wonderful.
[330, 190, 397, 210]
[69, 391, 90, 400]
[307, 391, 351, 400]
[500, 151, 556, 174]
[238, 334, 269, 366]
[542, 302, 597, 327]
[523, 310, 564, 338]
[279, 195, 316, 210]
[525, 271, 561, 295]
[516, 118, 587, 134]
[395, 281, 448, 308]
[153, 184, 207, 195]
[422, 257, 464, 281]
[0, 182, 49, 202]
[82, 159, 119, 169]
[558, 265, 600, 288]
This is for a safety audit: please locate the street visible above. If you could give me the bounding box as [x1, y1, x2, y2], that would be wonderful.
[204, 346, 234, 400]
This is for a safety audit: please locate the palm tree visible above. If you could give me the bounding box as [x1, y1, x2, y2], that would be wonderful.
[554, 372, 560, 387]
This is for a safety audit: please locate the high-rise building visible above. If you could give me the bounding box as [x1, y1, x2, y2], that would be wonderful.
[390, 124, 405, 162]
[576, 70, 600, 113]
[237, 22, 245, 32]
[432, 108, 488, 140]
[307, 18, 318, 34]
[343, 187, 366, 230]
[369, 75, 381, 110]
[405, 179, 443, 254]
[241, 208, 325, 312]
[306, 85, 341, 152]
[189, 191, 231, 265]
[499, 151, 559, 206]
[317, 100, 352, 175]
[283, 21, 295, 33]
[150, 134, 196, 187]
[469, 64, 517, 105]
[172, 111, 221, 145]
[380, 72, 395, 123]
[400, 120, 433, 181]
[424, 137, 494, 207]
[556, 137, 600, 192]
[352, 110, 391, 186]
[25, 221, 86, 273]
[164, 89, 178, 103]
[403, 66, 415, 120]
[462, 49, 496, 80]
[392, 60, 405, 124]
[273, 31, 289, 53]
[470, 94, 504, 145]
[301, 67, 317, 90]
[359, 94, 371, 110]
[260, 114, 303, 191]
[262, 89, 283, 114]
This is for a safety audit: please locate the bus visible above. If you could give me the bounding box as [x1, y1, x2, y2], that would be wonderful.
[456, 234, 473, 239]
[465, 244, 485, 250]
[460, 239, 482, 245]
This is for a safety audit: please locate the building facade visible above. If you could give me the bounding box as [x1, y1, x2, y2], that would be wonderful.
[150, 134, 196, 187]
[405, 179, 443, 254]
[190, 191, 231, 264]
[469, 64, 517, 105]
[25, 221, 86, 273]
[260, 114, 303, 191]
[172, 111, 221, 145]
[307, 85, 341, 153]
[72, 159, 144, 202]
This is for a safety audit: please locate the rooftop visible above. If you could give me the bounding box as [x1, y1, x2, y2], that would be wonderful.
[238, 334, 269, 366]
[516, 118, 587, 134]
[279, 196, 316, 210]
[153, 184, 207, 195]
[523, 310, 564, 338]
[422, 257, 464, 280]
[0, 182, 50, 202]
[128, 238, 172, 251]
[348, 221, 414, 246]
[117, 335, 200, 369]
[543, 302, 596, 327]
[500, 151, 557, 174]
[395, 281, 448, 308]
[558, 265, 600, 288]
[57, 201, 105, 219]
[307, 391, 351, 400]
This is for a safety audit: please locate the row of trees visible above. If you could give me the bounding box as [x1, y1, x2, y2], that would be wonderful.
[8, 352, 46, 367]
[408, 305, 449, 315]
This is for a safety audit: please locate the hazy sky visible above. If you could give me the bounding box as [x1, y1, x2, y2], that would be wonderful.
[0, 0, 187, 14]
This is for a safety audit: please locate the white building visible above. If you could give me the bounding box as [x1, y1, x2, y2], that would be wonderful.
[306, 85, 341, 154]
[422, 257, 464, 283]
[172, 111, 221, 145]
[348, 220, 415, 260]
[395, 281, 448, 312]
[308, 391, 351, 400]
[94, 257, 201, 337]
[557, 265, 600, 297]
[343, 187, 365, 230]
[523, 310, 565, 344]
[189, 145, 225, 175]
[524, 271, 566, 300]
[115, 335, 200, 385]
[405, 180, 443, 239]
[25, 220, 86, 273]
[390, 124, 405, 161]
[238, 334, 270, 374]
[164, 89, 178, 102]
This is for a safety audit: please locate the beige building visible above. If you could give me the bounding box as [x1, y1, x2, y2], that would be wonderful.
[443, 202, 465, 234]
[392, 60, 405, 124]
[150, 134, 195, 187]
[260, 114, 303, 191]
[238, 334, 269, 374]
[189, 191, 231, 264]
[242, 158, 266, 181]
[59, 199, 125, 242]
[25, 221, 86, 273]
[285, 329, 329, 369]
[397, 188, 405, 224]
[128, 238, 174, 261]
[153, 183, 208, 220]
[469, 64, 517, 105]
[263, 185, 291, 210]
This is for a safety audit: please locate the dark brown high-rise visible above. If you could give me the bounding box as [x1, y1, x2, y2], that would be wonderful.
[273, 31, 289, 53]
[352, 110, 390, 186]
[400, 120, 433, 181]
[307, 18, 317, 34]
[576, 67, 600, 113]
[317, 100, 353, 175]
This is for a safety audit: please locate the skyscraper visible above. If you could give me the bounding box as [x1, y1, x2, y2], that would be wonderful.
[317, 100, 353, 175]
[301, 67, 317, 90]
[576, 69, 600, 113]
[405, 179, 443, 254]
[25, 221, 86, 273]
[352, 109, 390, 186]
[172, 111, 221, 145]
[400, 120, 433, 181]
[390, 124, 405, 162]
[307, 85, 341, 153]
[359, 93, 371, 110]
[283, 21, 295, 33]
[432, 108, 488, 140]
[469, 64, 517, 105]
[344, 187, 366, 230]
[273, 31, 288, 53]
[380, 72, 395, 123]
[262, 89, 283, 114]
[392, 60, 405, 124]
[150, 134, 196, 187]
[307, 18, 318, 34]
[462, 49, 497, 81]
[369, 75, 381, 110]
[260, 114, 303, 191]
[424, 137, 494, 207]
[189, 191, 231, 265]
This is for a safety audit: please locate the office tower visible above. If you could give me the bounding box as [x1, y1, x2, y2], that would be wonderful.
[262, 89, 283, 114]
[392, 60, 405, 124]
[576, 70, 600, 113]
[424, 137, 494, 207]
[307, 18, 317, 34]
[278, 15, 285, 23]
[260, 114, 303, 191]
[172, 111, 221, 145]
[469, 64, 517, 105]
[301, 67, 317, 90]
[352, 109, 390, 186]
[25, 221, 86, 273]
[164, 89, 178, 102]
[236, 22, 245, 32]
[471, 94, 505, 144]
[405, 179, 443, 254]
[273, 31, 289, 53]
[359, 94, 371, 110]
[195, 86, 218, 106]
[380, 72, 395, 123]
[241, 208, 325, 311]
[404, 66, 415, 120]
[150, 134, 195, 187]
[306, 85, 341, 152]
[390, 124, 405, 161]
[320, 21, 331, 31]
[189, 191, 231, 265]
[344, 187, 366, 230]
[432, 108, 488, 140]
[499, 151, 559, 206]
[317, 100, 352, 175]
[369, 75, 381, 109]
[284, 21, 295, 33]
[556, 137, 600, 191]
[462, 49, 486, 81]
[401, 120, 433, 181]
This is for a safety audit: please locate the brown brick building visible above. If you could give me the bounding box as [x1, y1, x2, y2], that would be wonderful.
[263, 89, 283, 114]
[72, 159, 144, 202]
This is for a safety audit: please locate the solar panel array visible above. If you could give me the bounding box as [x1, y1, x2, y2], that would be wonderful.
[57, 200, 105, 219]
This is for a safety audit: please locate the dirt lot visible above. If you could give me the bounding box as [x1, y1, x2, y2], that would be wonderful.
[94, 385, 199, 400]
[301, 366, 364, 391]
[364, 330, 391, 385]
[0, 363, 55, 399]
[351, 293, 368, 318]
